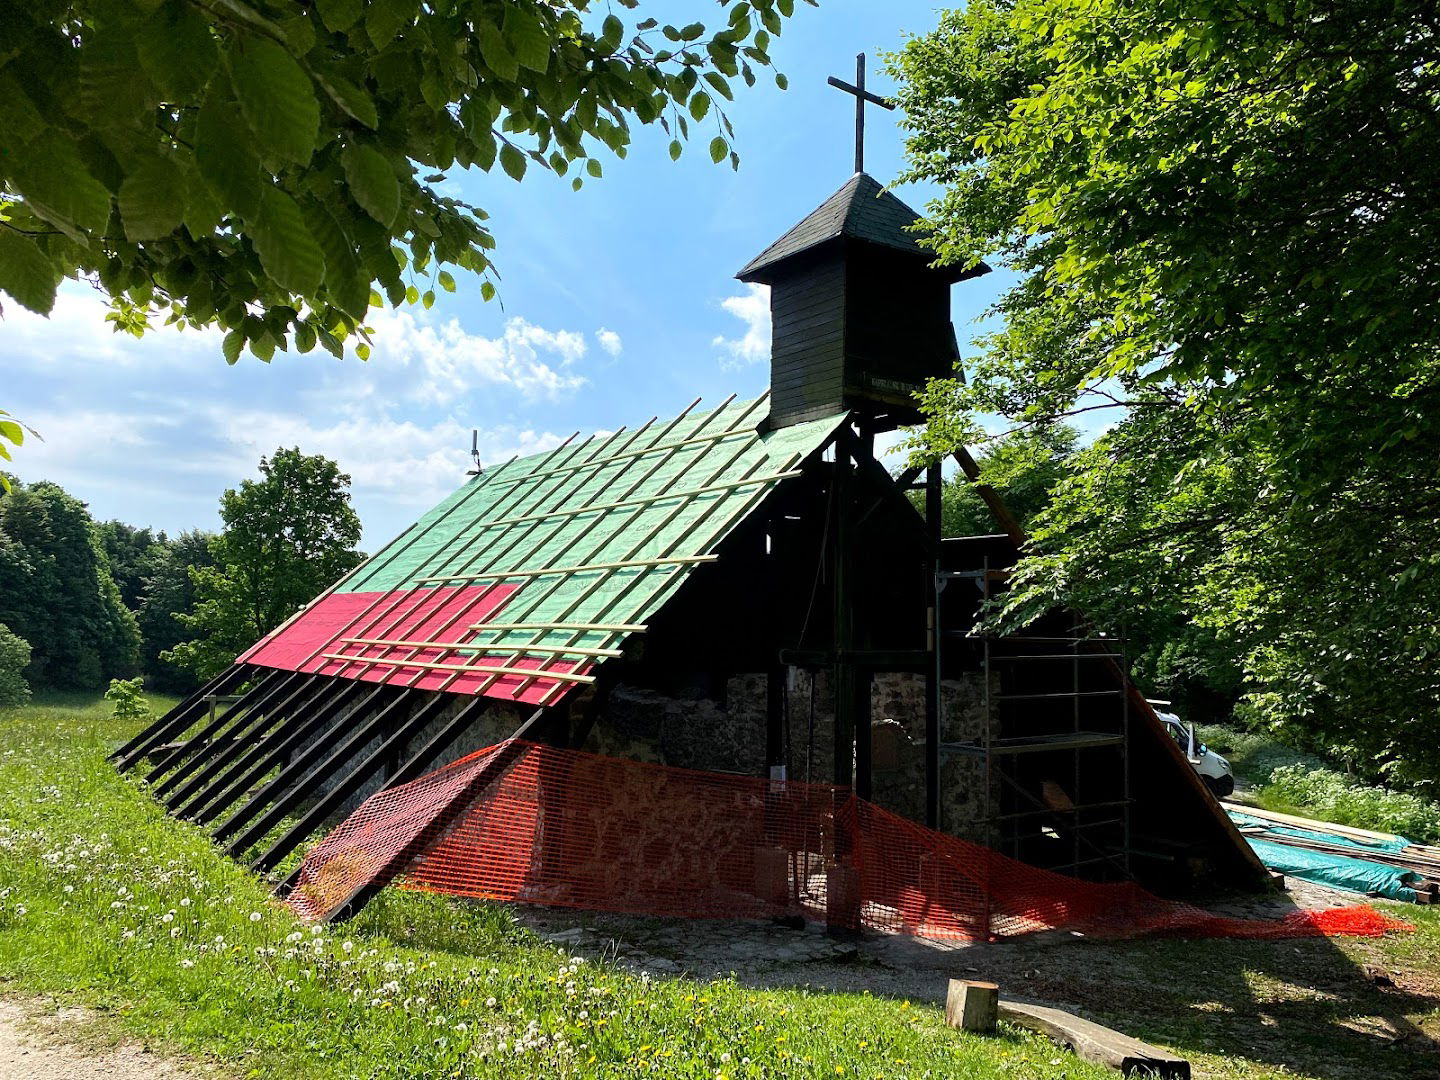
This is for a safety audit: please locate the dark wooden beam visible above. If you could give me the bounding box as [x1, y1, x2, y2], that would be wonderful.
[212, 684, 405, 849]
[185, 680, 384, 826]
[145, 669, 297, 782]
[925, 461, 943, 829]
[157, 673, 326, 804]
[112, 664, 252, 771]
[250, 691, 458, 875]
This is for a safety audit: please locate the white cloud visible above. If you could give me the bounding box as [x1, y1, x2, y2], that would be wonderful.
[3, 285, 223, 369]
[595, 328, 623, 357]
[712, 283, 770, 370]
[367, 309, 589, 405]
[214, 407, 567, 513]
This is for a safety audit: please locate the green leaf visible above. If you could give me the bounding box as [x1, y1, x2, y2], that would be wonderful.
[499, 142, 527, 181]
[342, 144, 401, 228]
[480, 281, 496, 302]
[295, 320, 318, 353]
[0, 230, 60, 315]
[79, 27, 150, 124]
[355, 342, 371, 360]
[315, 0, 363, 32]
[600, 14, 624, 51]
[249, 187, 325, 296]
[137, 2, 220, 100]
[181, 164, 224, 239]
[9, 133, 113, 235]
[227, 35, 321, 165]
[195, 93, 262, 218]
[477, 19, 519, 82]
[669, 139, 682, 161]
[366, 0, 416, 49]
[0, 420, 22, 447]
[504, 6, 551, 73]
[422, 289, 435, 309]
[222, 328, 244, 365]
[586, 158, 602, 178]
[405, 284, 420, 304]
[689, 91, 711, 122]
[437, 270, 456, 292]
[710, 136, 727, 163]
[703, 72, 734, 100]
[316, 71, 378, 129]
[119, 156, 186, 242]
[301, 198, 369, 318]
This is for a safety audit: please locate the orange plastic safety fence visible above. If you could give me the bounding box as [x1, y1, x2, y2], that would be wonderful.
[287, 741, 1412, 942]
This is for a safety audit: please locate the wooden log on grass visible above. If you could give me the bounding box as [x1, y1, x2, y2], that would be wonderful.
[998, 1000, 1190, 1079]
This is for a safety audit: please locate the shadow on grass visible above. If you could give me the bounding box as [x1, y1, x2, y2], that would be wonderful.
[370, 887, 1440, 1080]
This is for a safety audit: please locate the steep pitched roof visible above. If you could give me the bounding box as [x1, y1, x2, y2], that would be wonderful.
[738, 172, 932, 282]
[239, 395, 844, 707]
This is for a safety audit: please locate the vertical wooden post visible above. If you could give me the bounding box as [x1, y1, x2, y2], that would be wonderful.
[925, 462, 943, 829]
[945, 979, 999, 1034]
[832, 430, 855, 790]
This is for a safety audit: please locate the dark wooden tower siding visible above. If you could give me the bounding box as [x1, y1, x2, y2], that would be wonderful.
[738, 172, 990, 430]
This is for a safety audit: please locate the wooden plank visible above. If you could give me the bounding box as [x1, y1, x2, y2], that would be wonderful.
[998, 1001, 1190, 1079]
[179, 677, 373, 824]
[946, 980, 998, 1033]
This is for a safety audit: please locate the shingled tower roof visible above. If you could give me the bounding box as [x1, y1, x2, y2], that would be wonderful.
[738, 172, 970, 284]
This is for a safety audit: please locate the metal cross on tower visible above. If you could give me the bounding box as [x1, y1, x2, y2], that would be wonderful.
[827, 53, 896, 174]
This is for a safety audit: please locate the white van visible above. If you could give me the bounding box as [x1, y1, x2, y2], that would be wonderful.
[1153, 707, 1234, 797]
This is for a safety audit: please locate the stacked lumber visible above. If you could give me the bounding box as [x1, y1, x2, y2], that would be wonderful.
[1224, 801, 1440, 904]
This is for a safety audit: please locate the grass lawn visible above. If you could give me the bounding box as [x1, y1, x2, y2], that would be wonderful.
[0, 692, 1113, 1079]
[1, 693, 1436, 1079]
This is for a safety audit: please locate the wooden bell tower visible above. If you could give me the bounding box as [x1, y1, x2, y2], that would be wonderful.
[737, 55, 990, 432]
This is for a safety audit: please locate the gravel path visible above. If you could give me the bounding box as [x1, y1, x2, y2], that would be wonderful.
[0, 1001, 200, 1080]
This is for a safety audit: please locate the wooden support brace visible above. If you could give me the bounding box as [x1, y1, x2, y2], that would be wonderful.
[945, 979, 999, 1034]
[113, 664, 252, 771]
[179, 677, 371, 824]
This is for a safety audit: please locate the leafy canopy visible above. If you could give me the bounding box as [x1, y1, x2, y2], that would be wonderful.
[0, 0, 805, 364]
[0, 478, 141, 689]
[0, 622, 32, 710]
[894, 0, 1440, 778]
[166, 448, 363, 680]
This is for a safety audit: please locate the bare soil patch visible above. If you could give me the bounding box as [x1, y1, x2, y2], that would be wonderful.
[0, 1000, 211, 1080]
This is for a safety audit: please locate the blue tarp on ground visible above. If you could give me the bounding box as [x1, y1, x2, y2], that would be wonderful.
[1229, 811, 1421, 902]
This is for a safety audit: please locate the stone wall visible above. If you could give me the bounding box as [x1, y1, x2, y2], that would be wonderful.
[580, 669, 998, 839]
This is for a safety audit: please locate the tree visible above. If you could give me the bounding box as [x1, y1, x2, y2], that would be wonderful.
[97, 520, 165, 609]
[0, 622, 32, 709]
[931, 425, 1077, 539]
[0, 479, 141, 688]
[893, 1, 1440, 778]
[167, 448, 363, 679]
[0, 0, 804, 373]
[136, 529, 217, 694]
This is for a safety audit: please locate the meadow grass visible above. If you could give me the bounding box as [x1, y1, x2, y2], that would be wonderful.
[0, 692, 1113, 1079]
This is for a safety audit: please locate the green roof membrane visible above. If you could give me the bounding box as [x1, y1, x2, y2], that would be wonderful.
[323, 395, 844, 702]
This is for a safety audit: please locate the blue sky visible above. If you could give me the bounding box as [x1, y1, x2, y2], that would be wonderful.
[4, 1, 1009, 549]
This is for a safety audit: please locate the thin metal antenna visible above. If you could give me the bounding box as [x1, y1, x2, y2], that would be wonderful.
[468, 429, 482, 475]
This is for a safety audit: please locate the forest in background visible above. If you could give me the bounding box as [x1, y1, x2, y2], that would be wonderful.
[0, 448, 362, 705]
